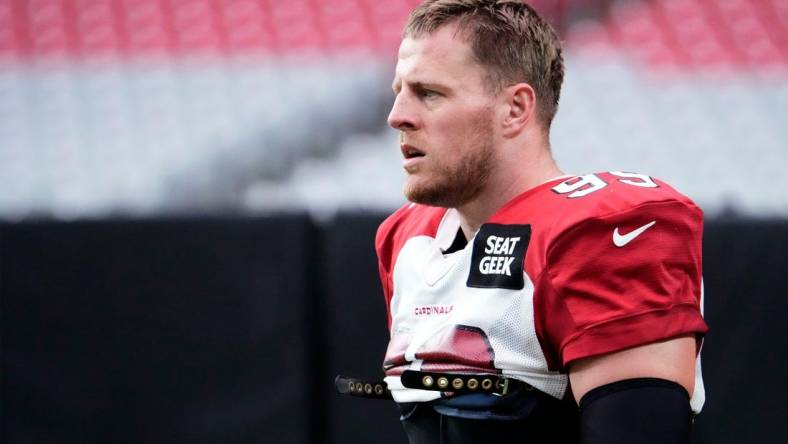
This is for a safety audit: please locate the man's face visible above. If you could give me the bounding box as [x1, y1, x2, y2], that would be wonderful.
[388, 24, 498, 208]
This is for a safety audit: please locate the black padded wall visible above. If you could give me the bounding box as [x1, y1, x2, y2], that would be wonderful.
[1, 216, 786, 444]
[321, 214, 403, 444]
[693, 219, 788, 444]
[1, 217, 315, 444]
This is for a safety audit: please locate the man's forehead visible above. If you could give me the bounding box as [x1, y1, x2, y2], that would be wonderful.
[394, 24, 475, 79]
[399, 25, 468, 58]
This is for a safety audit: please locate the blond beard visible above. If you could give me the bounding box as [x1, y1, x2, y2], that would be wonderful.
[404, 110, 494, 208]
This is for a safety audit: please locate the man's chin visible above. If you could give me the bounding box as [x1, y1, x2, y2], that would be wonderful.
[404, 183, 466, 208]
[405, 183, 442, 207]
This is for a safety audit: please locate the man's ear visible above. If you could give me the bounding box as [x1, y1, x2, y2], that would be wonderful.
[501, 83, 537, 138]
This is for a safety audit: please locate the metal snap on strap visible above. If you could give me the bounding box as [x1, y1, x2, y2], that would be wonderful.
[399, 370, 531, 396]
[335, 375, 392, 400]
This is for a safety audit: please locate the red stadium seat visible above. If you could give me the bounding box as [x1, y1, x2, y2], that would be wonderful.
[0, 1, 22, 59]
[315, 0, 375, 53]
[27, 0, 78, 57]
[221, 0, 274, 54]
[610, 1, 684, 69]
[362, 0, 413, 51]
[269, 0, 325, 53]
[169, 0, 224, 54]
[122, 0, 171, 56]
[74, 0, 123, 57]
[565, 19, 615, 56]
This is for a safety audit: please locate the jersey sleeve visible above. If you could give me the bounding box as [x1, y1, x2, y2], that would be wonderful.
[375, 214, 397, 331]
[535, 200, 708, 369]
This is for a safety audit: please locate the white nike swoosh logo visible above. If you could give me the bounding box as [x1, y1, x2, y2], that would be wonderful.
[613, 221, 656, 247]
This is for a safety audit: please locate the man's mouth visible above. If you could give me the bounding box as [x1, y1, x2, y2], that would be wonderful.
[401, 144, 426, 159]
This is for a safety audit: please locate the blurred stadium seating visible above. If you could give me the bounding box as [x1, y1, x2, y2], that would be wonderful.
[0, 0, 785, 219]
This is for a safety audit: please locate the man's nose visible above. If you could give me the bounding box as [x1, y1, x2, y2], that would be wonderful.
[387, 93, 418, 131]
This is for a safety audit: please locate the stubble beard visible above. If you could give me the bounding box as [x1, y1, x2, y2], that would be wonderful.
[403, 110, 495, 208]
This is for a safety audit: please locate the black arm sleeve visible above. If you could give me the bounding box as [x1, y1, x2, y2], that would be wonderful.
[579, 378, 694, 444]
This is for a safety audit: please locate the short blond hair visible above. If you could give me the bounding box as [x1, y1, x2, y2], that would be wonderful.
[405, 0, 564, 128]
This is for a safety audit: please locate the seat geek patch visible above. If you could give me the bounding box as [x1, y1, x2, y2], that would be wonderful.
[467, 224, 531, 290]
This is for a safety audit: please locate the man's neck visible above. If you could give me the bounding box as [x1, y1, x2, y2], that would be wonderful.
[456, 147, 563, 239]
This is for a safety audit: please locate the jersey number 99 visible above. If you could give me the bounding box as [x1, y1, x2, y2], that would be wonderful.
[552, 172, 658, 198]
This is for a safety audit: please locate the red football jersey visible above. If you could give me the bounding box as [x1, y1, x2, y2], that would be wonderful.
[375, 172, 708, 411]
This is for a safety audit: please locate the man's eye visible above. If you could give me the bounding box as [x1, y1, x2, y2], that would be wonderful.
[420, 90, 439, 99]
